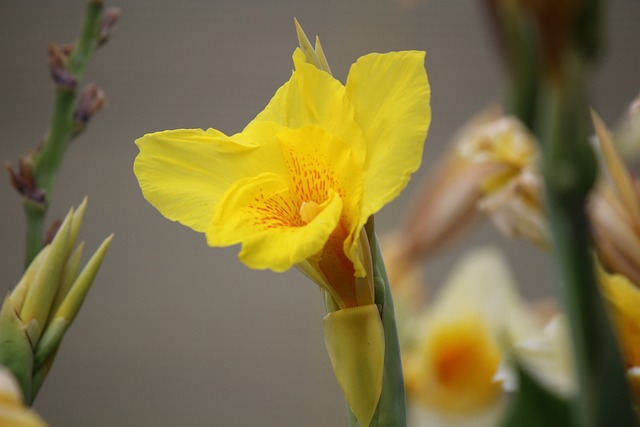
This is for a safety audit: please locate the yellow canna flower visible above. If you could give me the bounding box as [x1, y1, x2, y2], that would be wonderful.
[134, 46, 431, 310]
[135, 28, 430, 427]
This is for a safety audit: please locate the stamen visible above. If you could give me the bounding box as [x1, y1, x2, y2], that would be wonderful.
[300, 201, 322, 224]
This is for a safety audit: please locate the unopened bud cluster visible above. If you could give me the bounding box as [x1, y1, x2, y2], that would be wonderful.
[0, 199, 112, 404]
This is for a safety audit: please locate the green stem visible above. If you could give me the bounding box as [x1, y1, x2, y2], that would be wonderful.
[503, 8, 539, 129]
[539, 53, 635, 427]
[23, 200, 46, 269]
[23, 1, 103, 267]
[350, 231, 406, 427]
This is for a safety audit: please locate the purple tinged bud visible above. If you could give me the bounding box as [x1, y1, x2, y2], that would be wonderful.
[98, 8, 122, 46]
[48, 43, 76, 89]
[3, 156, 46, 204]
[74, 83, 106, 129]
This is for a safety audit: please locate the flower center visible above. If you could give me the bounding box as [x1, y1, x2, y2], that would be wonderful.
[300, 200, 322, 224]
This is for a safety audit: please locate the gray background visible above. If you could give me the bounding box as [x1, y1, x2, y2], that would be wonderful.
[1, 1, 638, 426]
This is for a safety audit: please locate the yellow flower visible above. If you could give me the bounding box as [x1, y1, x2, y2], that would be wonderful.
[596, 263, 640, 406]
[458, 115, 537, 194]
[400, 247, 571, 426]
[134, 46, 431, 310]
[458, 114, 547, 247]
[0, 367, 47, 427]
[135, 31, 430, 427]
[413, 312, 503, 414]
[403, 248, 535, 407]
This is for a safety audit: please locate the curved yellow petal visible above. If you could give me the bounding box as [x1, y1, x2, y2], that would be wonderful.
[598, 267, 640, 367]
[323, 305, 385, 427]
[345, 51, 431, 223]
[276, 124, 368, 294]
[208, 173, 343, 272]
[134, 123, 286, 232]
[250, 48, 366, 160]
[0, 367, 48, 427]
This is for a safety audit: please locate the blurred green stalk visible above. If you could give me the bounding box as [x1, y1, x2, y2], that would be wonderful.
[539, 53, 635, 426]
[24, 1, 104, 267]
[489, 0, 636, 424]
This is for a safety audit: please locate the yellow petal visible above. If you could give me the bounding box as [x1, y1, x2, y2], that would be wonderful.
[134, 123, 286, 232]
[250, 49, 366, 160]
[433, 246, 539, 343]
[598, 266, 640, 366]
[208, 172, 343, 272]
[345, 51, 431, 223]
[323, 305, 385, 427]
[279, 124, 366, 275]
[0, 368, 48, 427]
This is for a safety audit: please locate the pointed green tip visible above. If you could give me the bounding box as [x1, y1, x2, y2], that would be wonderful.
[53, 233, 113, 323]
[293, 17, 322, 70]
[314, 36, 332, 75]
[19, 209, 73, 343]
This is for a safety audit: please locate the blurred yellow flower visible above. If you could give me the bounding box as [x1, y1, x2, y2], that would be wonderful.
[412, 312, 502, 413]
[0, 367, 47, 427]
[597, 264, 640, 406]
[458, 115, 548, 247]
[399, 247, 572, 426]
[389, 110, 548, 260]
[458, 116, 537, 194]
[387, 108, 505, 261]
[134, 47, 430, 310]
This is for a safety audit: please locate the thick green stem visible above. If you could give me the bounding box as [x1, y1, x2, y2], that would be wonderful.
[372, 234, 406, 427]
[539, 53, 635, 427]
[499, 2, 540, 129]
[23, 201, 46, 269]
[349, 232, 406, 427]
[23, 1, 103, 267]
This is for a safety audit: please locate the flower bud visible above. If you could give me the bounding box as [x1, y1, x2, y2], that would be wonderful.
[47, 43, 76, 89]
[98, 7, 122, 46]
[589, 112, 640, 285]
[0, 297, 33, 403]
[323, 305, 385, 427]
[3, 156, 46, 204]
[293, 18, 331, 74]
[73, 83, 106, 135]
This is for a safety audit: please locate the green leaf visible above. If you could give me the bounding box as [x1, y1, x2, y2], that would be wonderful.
[0, 296, 34, 403]
[500, 364, 573, 427]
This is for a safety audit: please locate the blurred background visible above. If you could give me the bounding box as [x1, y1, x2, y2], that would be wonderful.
[1, 1, 638, 426]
